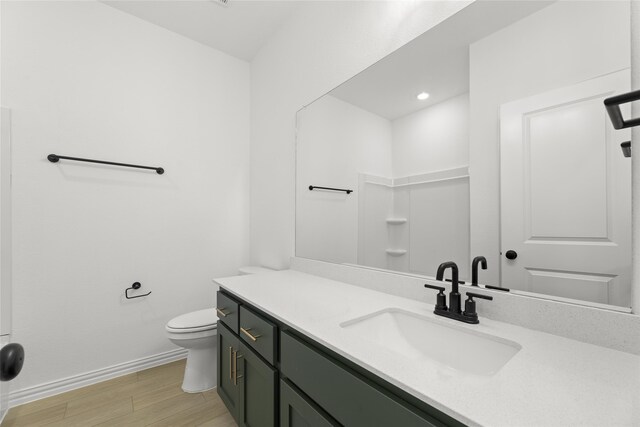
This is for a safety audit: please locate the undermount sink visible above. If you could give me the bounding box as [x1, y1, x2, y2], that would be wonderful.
[340, 308, 521, 376]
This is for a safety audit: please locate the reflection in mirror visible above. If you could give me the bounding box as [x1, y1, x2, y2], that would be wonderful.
[296, 1, 633, 309]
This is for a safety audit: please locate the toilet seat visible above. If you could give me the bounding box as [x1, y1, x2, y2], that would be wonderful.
[166, 309, 217, 333]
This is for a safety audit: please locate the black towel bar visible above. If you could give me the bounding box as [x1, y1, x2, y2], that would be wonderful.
[604, 89, 640, 158]
[48, 154, 164, 175]
[308, 185, 353, 194]
[604, 89, 640, 130]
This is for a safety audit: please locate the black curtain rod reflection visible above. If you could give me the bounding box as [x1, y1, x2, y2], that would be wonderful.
[308, 185, 352, 194]
[48, 154, 164, 175]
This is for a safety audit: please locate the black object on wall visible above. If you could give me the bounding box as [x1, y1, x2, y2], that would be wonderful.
[308, 185, 353, 194]
[604, 89, 640, 130]
[125, 282, 151, 299]
[48, 154, 164, 174]
[604, 89, 640, 158]
[621, 141, 631, 158]
[0, 343, 24, 382]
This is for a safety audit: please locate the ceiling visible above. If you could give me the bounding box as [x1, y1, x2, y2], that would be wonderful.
[103, 1, 299, 61]
[330, 1, 554, 121]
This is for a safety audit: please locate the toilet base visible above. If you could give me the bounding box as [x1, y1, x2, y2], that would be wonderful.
[181, 346, 217, 393]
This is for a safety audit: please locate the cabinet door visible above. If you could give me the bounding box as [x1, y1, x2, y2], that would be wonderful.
[280, 379, 338, 427]
[281, 331, 452, 427]
[237, 341, 277, 427]
[217, 322, 240, 422]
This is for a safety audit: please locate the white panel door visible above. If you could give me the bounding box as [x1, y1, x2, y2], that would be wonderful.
[500, 70, 631, 307]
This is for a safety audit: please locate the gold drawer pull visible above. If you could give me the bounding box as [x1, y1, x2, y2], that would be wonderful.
[216, 307, 230, 317]
[233, 351, 243, 385]
[228, 346, 233, 380]
[240, 327, 261, 342]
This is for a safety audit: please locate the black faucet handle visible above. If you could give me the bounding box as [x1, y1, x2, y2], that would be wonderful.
[424, 284, 445, 292]
[463, 292, 492, 323]
[466, 292, 493, 301]
[424, 284, 447, 311]
[484, 284, 510, 292]
[444, 278, 466, 285]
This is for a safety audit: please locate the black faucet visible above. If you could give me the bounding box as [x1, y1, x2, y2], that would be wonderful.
[435, 261, 461, 314]
[425, 261, 493, 324]
[471, 256, 487, 286]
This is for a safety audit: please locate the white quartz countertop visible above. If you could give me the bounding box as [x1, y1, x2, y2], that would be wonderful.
[214, 270, 640, 427]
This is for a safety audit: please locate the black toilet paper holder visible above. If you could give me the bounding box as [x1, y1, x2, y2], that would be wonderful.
[125, 282, 151, 299]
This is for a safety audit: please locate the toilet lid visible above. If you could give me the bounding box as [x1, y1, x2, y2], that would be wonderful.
[167, 309, 217, 331]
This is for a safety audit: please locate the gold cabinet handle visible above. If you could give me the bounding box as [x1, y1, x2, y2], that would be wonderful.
[240, 327, 261, 342]
[232, 349, 236, 384]
[233, 350, 244, 385]
[216, 307, 230, 317]
[228, 346, 233, 380]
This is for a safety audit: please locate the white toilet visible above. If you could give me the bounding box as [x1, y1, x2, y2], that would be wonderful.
[166, 309, 218, 393]
[166, 266, 273, 393]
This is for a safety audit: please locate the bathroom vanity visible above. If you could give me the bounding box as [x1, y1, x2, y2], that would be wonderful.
[215, 287, 460, 427]
[214, 269, 640, 427]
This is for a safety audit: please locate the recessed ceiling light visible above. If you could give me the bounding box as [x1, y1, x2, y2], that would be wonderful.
[417, 92, 430, 101]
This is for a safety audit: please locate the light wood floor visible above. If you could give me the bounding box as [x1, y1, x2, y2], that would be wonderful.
[2, 359, 236, 427]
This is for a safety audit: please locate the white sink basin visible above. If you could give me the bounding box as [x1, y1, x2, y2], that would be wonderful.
[340, 308, 521, 376]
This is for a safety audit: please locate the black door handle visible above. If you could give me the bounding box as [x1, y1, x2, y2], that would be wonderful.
[1, 343, 25, 381]
[505, 250, 518, 260]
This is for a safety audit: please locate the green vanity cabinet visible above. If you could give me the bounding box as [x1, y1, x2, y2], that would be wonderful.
[217, 321, 241, 422]
[217, 320, 277, 427]
[280, 379, 338, 427]
[237, 340, 277, 427]
[216, 290, 465, 427]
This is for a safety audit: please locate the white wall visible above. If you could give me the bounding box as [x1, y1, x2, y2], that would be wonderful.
[250, 1, 473, 270]
[388, 95, 471, 278]
[296, 91, 471, 278]
[296, 95, 391, 264]
[469, 1, 631, 286]
[391, 93, 469, 178]
[395, 173, 470, 280]
[0, 108, 11, 337]
[1, 1, 250, 394]
[0, 108, 11, 421]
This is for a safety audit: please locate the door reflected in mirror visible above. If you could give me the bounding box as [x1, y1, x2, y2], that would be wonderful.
[295, 0, 633, 310]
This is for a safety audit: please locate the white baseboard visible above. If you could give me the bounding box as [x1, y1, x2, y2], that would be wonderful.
[8, 348, 188, 408]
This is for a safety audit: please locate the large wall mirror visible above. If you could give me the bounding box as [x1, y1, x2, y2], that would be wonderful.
[296, 0, 634, 310]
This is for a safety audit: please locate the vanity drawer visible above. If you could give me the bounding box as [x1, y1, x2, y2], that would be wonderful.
[280, 331, 441, 427]
[239, 306, 277, 365]
[217, 291, 240, 333]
